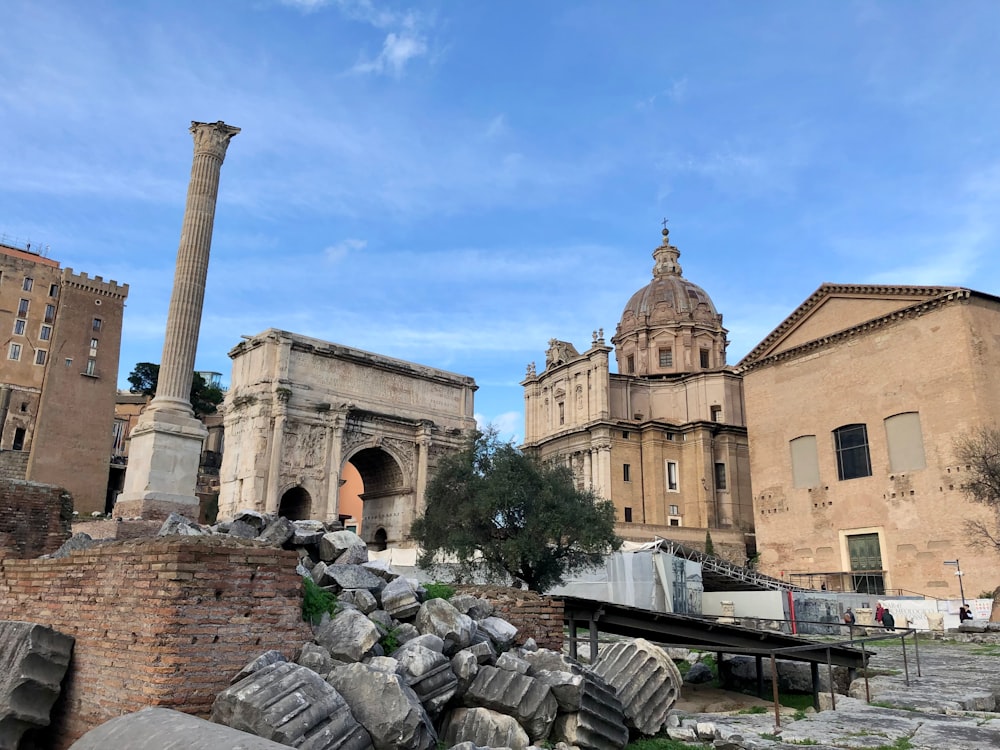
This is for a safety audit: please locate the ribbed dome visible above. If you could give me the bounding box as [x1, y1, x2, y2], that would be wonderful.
[617, 228, 720, 336]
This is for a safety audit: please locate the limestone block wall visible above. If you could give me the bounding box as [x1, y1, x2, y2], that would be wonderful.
[0, 536, 311, 748]
[0, 478, 71, 558]
[460, 586, 565, 651]
[0, 450, 29, 480]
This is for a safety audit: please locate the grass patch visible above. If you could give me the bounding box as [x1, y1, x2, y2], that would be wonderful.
[871, 738, 914, 750]
[779, 693, 815, 711]
[787, 740, 819, 746]
[422, 582, 455, 601]
[301, 576, 338, 625]
[624, 738, 703, 750]
[737, 705, 768, 714]
[870, 700, 918, 712]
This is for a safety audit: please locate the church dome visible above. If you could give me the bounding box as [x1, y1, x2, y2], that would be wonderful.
[617, 227, 720, 334]
[612, 226, 727, 375]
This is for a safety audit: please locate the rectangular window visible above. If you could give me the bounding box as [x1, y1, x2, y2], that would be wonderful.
[714, 462, 727, 490]
[710, 405, 722, 422]
[90, 338, 99, 350]
[658, 348, 673, 367]
[834, 424, 872, 480]
[17, 299, 29, 318]
[85, 358, 96, 376]
[8, 343, 21, 361]
[884, 412, 926, 472]
[22, 277, 33, 291]
[13, 319, 25, 336]
[669, 518, 680, 527]
[626, 354, 635, 374]
[666, 460, 679, 492]
[790, 435, 821, 488]
[558, 402, 565, 425]
[44, 304, 55, 323]
[49, 283, 58, 297]
[624, 507, 633, 523]
[34, 349, 46, 365]
[669, 504, 679, 515]
[92, 317, 102, 331]
[700, 348, 710, 368]
[39, 325, 51, 341]
[623, 464, 631, 482]
[621, 431, 630, 439]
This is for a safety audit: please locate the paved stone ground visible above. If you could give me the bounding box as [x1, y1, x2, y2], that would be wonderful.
[679, 638, 1000, 749]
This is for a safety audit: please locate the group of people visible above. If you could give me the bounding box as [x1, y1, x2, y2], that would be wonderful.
[842, 601, 974, 630]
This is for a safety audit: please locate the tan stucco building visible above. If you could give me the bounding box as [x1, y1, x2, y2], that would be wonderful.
[739, 285, 1000, 598]
[522, 228, 755, 560]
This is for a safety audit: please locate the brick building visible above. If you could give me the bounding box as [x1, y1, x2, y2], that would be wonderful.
[739, 284, 1000, 598]
[0, 239, 128, 514]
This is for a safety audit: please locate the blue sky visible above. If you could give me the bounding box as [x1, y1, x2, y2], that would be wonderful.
[3, 1, 1000, 442]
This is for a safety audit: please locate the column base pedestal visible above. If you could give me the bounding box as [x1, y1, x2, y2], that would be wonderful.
[114, 406, 208, 521]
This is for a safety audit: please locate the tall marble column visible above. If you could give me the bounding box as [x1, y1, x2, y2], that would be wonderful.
[115, 121, 240, 521]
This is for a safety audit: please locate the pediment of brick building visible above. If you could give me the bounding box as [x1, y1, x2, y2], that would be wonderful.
[740, 284, 965, 366]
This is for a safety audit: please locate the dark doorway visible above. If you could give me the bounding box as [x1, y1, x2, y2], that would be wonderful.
[279, 486, 312, 520]
[372, 528, 388, 551]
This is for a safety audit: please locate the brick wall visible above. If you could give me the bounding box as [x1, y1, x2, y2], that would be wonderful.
[0, 450, 29, 481]
[0, 478, 71, 558]
[0, 536, 312, 748]
[459, 586, 565, 651]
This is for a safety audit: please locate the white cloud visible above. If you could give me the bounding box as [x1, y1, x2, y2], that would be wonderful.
[475, 411, 522, 444]
[324, 238, 367, 262]
[352, 31, 428, 77]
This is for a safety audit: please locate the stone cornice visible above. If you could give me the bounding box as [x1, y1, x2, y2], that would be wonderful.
[737, 285, 977, 374]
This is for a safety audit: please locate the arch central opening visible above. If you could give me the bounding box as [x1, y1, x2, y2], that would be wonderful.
[341, 446, 406, 545]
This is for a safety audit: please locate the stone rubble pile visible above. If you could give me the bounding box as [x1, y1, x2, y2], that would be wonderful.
[124, 509, 681, 750]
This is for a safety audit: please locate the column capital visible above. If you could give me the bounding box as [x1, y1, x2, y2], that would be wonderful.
[190, 120, 241, 159]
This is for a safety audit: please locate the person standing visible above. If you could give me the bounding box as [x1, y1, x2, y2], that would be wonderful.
[882, 607, 896, 631]
[875, 601, 885, 624]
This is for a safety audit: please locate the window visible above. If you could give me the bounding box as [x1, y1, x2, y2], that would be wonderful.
[13, 320, 25, 336]
[19, 402, 27, 413]
[626, 354, 635, 374]
[669, 518, 680, 527]
[49, 283, 58, 297]
[85, 358, 96, 376]
[8, 343, 21, 361]
[884, 412, 926, 472]
[90, 338, 99, 350]
[17, 299, 29, 318]
[92, 317, 103, 331]
[34, 350, 46, 365]
[666, 460, 679, 491]
[710, 405, 722, 422]
[39, 325, 51, 341]
[790, 435, 821, 488]
[669, 504, 679, 515]
[714, 462, 727, 490]
[558, 402, 565, 425]
[624, 507, 633, 523]
[44, 304, 55, 323]
[658, 348, 673, 367]
[623, 464, 631, 482]
[700, 348, 710, 368]
[834, 424, 872, 480]
[22, 277, 33, 291]
[65, 358, 73, 367]
[12, 428, 25, 451]
[622, 431, 630, 439]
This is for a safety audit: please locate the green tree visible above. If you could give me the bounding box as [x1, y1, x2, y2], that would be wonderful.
[411, 428, 621, 592]
[127, 362, 225, 416]
[704, 530, 715, 557]
[956, 427, 1000, 551]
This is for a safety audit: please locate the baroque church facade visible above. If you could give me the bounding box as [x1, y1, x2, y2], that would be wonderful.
[521, 228, 755, 561]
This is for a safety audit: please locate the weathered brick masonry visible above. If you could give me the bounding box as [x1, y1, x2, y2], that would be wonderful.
[460, 586, 565, 651]
[0, 536, 311, 748]
[0, 478, 71, 558]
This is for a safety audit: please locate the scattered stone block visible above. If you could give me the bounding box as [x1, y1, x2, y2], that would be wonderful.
[69, 707, 294, 750]
[258, 516, 295, 546]
[321, 564, 385, 593]
[416, 599, 477, 654]
[319, 530, 368, 564]
[464, 665, 557, 741]
[394, 644, 459, 717]
[227, 519, 260, 539]
[382, 577, 421, 620]
[211, 661, 373, 750]
[592, 638, 681, 736]
[496, 652, 530, 674]
[298, 643, 334, 676]
[440, 707, 529, 750]
[230, 650, 287, 684]
[315, 609, 381, 663]
[157, 513, 204, 537]
[46, 532, 98, 558]
[232, 509, 269, 531]
[0, 621, 74, 750]
[479, 616, 518, 651]
[451, 650, 480, 698]
[327, 662, 436, 750]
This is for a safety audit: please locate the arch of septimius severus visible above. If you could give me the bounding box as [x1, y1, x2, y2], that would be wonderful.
[217, 329, 477, 547]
